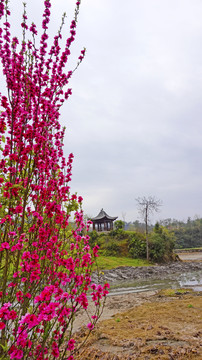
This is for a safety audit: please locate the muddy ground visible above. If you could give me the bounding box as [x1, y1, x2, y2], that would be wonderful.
[75, 290, 202, 360]
[91, 261, 202, 285]
[73, 261, 202, 359]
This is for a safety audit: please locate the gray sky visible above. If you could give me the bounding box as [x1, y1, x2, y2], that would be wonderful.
[2, 0, 202, 223]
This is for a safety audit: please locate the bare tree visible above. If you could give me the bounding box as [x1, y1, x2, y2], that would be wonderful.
[136, 196, 162, 260]
[122, 211, 127, 223]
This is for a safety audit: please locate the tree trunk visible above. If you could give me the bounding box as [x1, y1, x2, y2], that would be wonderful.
[145, 207, 149, 261]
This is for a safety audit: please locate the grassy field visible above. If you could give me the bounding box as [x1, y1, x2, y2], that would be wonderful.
[175, 247, 202, 252]
[95, 256, 151, 270]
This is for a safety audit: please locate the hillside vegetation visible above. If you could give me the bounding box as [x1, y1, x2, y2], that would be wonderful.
[126, 217, 202, 249]
[89, 223, 176, 263]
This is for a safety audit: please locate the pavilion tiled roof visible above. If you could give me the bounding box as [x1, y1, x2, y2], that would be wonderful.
[91, 208, 118, 221]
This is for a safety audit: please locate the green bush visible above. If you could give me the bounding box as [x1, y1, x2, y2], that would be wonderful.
[89, 230, 103, 247]
[128, 232, 146, 258]
[101, 237, 129, 257]
[104, 240, 121, 256]
[108, 228, 128, 240]
[149, 233, 166, 262]
[114, 220, 125, 231]
[149, 224, 176, 262]
[89, 230, 99, 246]
[108, 229, 117, 237]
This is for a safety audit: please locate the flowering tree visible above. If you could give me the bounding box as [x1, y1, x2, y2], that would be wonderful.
[0, 0, 109, 359]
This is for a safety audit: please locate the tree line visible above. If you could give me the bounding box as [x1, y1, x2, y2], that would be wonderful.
[125, 217, 202, 249]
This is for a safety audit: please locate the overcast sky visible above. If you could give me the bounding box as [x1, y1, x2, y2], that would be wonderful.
[2, 0, 202, 223]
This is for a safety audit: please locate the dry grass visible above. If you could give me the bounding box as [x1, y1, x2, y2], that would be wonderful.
[76, 290, 202, 359]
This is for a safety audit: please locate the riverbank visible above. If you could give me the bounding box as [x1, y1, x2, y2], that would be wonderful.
[73, 259, 202, 359]
[75, 289, 202, 359]
[75, 261, 201, 332]
[177, 251, 202, 261]
[92, 261, 202, 285]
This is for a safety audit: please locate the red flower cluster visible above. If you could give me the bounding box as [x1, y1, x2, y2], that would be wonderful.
[0, 0, 110, 359]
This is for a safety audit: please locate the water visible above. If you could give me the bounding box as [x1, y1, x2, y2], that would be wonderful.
[178, 271, 202, 291]
[177, 252, 202, 261]
[109, 270, 202, 296]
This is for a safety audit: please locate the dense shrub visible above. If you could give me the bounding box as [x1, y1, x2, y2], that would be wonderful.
[104, 240, 121, 256]
[100, 238, 128, 257]
[128, 232, 146, 258]
[114, 220, 125, 231]
[149, 224, 176, 262]
[89, 230, 99, 247]
[108, 228, 128, 240]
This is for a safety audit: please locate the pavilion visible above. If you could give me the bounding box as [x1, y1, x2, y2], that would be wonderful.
[91, 208, 118, 232]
